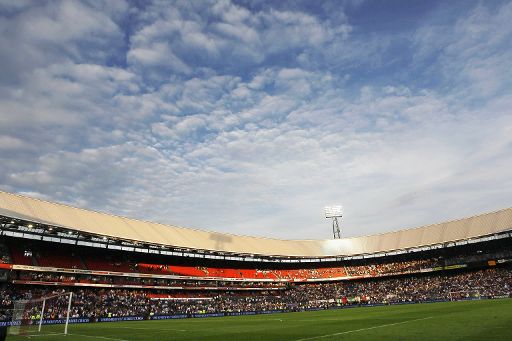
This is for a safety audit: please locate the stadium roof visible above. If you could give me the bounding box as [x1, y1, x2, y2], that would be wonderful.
[1, 191, 511, 258]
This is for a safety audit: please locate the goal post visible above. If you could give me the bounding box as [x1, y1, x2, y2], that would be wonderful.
[38, 297, 45, 332]
[8, 291, 73, 337]
[65, 292, 72, 335]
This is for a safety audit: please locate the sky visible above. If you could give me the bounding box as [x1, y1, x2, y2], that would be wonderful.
[0, 0, 511, 240]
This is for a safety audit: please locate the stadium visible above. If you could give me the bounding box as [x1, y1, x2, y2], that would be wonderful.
[2, 0, 512, 339]
[0, 190, 511, 340]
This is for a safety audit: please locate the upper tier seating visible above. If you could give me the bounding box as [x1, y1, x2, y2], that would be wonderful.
[83, 254, 133, 273]
[35, 247, 83, 269]
[10, 245, 34, 266]
[2, 239, 445, 281]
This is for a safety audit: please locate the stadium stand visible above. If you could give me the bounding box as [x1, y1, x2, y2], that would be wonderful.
[1, 268, 511, 321]
[0, 243, 10, 264]
[0, 191, 511, 326]
[1, 239, 451, 280]
[83, 254, 134, 273]
[9, 244, 33, 266]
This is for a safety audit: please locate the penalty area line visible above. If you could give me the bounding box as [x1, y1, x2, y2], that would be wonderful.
[68, 333, 130, 341]
[18, 333, 66, 338]
[294, 316, 434, 341]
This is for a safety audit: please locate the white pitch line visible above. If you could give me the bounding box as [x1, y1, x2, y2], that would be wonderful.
[288, 318, 344, 322]
[23, 333, 66, 338]
[294, 316, 434, 341]
[68, 333, 130, 341]
[104, 326, 188, 332]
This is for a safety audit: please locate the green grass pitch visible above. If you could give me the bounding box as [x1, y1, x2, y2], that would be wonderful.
[8, 299, 512, 340]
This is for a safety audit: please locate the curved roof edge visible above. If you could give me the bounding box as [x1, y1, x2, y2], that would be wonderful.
[0, 191, 511, 257]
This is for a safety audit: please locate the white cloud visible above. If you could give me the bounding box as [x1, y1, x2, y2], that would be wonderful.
[125, 0, 351, 78]
[413, 2, 512, 100]
[0, 0, 125, 84]
[1, 0, 512, 242]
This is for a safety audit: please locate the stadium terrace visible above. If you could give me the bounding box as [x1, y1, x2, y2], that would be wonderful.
[0, 191, 512, 339]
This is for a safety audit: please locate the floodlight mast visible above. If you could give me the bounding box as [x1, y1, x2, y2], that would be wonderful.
[325, 205, 343, 239]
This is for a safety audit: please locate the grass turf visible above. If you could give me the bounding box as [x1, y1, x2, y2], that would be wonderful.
[7, 299, 512, 340]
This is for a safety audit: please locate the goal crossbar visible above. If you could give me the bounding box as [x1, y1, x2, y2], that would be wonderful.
[9, 291, 73, 336]
[448, 288, 483, 301]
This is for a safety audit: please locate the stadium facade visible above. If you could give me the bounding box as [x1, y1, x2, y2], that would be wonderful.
[1, 190, 511, 332]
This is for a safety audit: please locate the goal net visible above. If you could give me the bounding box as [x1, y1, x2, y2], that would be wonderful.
[8, 292, 73, 337]
[449, 288, 482, 301]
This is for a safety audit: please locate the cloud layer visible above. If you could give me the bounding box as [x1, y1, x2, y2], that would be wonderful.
[1, 0, 511, 239]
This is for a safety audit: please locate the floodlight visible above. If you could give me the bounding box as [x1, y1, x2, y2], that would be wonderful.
[324, 205, 343, 218]
[324, 205, 343, 239]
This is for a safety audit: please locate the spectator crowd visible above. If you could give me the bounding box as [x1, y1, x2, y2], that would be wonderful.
[1, 268, 511, 322]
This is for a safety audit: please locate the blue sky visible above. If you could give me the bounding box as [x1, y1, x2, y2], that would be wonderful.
[0, 0, 511, 239]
